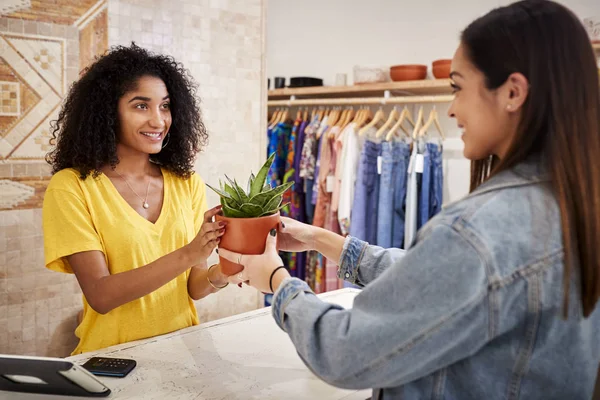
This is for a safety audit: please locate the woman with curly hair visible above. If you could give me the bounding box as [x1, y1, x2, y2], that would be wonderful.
[42, 44, 232, 355]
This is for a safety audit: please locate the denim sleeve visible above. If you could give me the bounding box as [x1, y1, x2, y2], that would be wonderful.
[271, 223, 490, 390]
[337, 236, 407, 286]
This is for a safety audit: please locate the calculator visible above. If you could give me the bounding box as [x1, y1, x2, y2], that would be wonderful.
[81, 357, 136, 378]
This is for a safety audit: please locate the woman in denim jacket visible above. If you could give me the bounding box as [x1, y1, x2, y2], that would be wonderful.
[221, 1, 600, 398]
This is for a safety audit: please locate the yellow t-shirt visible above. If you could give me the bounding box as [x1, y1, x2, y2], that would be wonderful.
[42, 167, 207, 355]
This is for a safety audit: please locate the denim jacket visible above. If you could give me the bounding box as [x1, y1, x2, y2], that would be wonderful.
[272, 156, 600, 399]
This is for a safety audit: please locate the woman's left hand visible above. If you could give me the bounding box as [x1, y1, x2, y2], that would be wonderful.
[218, 229, 290, 293]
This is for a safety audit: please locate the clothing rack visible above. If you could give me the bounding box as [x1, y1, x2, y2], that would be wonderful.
[267, 81, 455, 107]
[267, 94, 454, 107]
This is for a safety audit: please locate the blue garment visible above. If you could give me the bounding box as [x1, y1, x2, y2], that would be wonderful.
[392, 142, 411, 248]
[430, 143, 443, 217]
[267, 123, 291, 187]
[419, 143, 432, 229]
[304, 178, 315, 224]
[419, 142, 444, 228]
[376, 142, 400, 248]
[272, 155, 600, 399]
[349, 140, 381, 245]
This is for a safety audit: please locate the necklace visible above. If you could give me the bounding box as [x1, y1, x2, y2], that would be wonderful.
[114, 170, 151, 209]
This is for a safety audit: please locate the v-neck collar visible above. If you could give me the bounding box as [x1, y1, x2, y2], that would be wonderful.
[100, 167, 169, 229]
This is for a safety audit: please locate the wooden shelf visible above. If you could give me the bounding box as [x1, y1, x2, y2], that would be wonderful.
[593, 42, 600, 52]
[268, 79, 453, 99]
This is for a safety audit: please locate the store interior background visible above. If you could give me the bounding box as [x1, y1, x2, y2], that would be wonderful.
[0, 0, 598, 357]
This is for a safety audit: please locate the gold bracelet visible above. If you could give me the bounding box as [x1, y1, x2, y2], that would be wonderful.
[207, 264, 228, 290]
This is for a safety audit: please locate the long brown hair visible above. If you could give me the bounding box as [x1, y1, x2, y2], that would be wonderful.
[463, 0, 600, 317]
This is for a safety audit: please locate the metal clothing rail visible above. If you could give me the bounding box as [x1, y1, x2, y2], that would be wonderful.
[267, 94, 454, 107]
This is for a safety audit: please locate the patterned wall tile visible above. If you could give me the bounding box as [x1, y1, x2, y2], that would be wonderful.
[0, 1, 32, 16]
[4, 0, 101, 26]
[0, 81, 20, 116]
[0, 32, 64, 161]
[0, 179, 34, 208]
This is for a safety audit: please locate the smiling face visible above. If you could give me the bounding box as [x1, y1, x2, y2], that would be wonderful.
[447, 44, 520, 161]
[116, 75, 172, 157]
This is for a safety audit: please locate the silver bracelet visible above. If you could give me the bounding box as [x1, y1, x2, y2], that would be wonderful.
[207, 264, 228, 290]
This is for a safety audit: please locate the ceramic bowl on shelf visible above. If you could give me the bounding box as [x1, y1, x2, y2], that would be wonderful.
[432, 59, 452, 79]
[389, 64, 427, 81]
[353, 65, 388, 85]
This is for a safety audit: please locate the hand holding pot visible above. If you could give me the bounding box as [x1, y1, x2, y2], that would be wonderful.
[219, 229, 290, 294]
[185, 205, 226, 265]
[277, 217, 317, 252]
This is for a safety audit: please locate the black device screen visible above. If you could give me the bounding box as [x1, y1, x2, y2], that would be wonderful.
[81, 357, 136, 378]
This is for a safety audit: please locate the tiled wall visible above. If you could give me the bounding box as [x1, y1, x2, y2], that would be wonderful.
[0, 0, 267, 357]
[0, 2, 107, 357]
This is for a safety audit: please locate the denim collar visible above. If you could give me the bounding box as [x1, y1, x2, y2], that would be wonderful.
[474, 154, 551, 196]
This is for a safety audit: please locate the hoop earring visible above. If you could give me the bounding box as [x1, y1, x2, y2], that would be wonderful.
[161, 132, 170, 149]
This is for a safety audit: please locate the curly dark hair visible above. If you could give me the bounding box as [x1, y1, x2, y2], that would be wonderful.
[46, 43, 208, 179]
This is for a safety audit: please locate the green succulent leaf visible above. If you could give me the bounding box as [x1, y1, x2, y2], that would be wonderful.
[247, 173, 255, 195]
[262, 194, 282, 211]
[260, 202, 290, 217]
[263, 184, 271, 192]
[249, 181, 293, 207]
[234, 179, 250, 203]
[206, 184, 232, 200]
[251, 153, 275, 197]
[239, 203, 263, 217]
[222, 202, 247, 218]
[223, 183, 241, 204]
[224, 175, 249, 203]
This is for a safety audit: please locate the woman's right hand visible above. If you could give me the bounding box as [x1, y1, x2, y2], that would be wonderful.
[277, 216, 318, 253]
[186, 205, 226, 265]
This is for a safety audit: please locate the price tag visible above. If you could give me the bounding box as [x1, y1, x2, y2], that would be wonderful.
[377, 156, 383, 175]
[415, 154, 424, 174]
[326, 175, 335, 193]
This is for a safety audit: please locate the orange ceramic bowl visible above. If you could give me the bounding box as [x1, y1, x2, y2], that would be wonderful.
[433, 64, 451, 79]
[432, 59, 452, 67]
[390, 65, 427, 81]
[432, 59, 452, 79]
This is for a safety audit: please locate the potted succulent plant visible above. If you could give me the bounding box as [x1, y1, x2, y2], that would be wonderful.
[207, 153, 293, 275]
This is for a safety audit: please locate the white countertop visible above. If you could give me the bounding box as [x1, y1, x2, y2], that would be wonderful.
[3, 288, 370, 400]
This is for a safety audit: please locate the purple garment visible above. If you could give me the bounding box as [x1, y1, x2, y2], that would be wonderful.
[311, 132, 325, 205]
[291, 120, 308, 222]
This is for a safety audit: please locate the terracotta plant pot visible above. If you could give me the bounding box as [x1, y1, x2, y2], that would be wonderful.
[215, 212, 281, 275]
[390, 64, 427, 81]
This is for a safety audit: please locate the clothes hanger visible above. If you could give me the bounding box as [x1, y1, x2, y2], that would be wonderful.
[385, 107, 413, 141]
[317, 107, 325, 121]
[359, 107, 385, 137]
[268, 108, 281, 129]
[303, 107, 309, 122]
[279, 107, 289, 124]
[340, 107, 355, 133]
[295, 108, 302, 121]
[317, 108, 334, 139]
[268, 108, 277, 125]
[376, 106, 399, 139]
[324, 107, 342, 139]
[357, 107, 372, 129]
[333, 107, 353, 139]
[418, 107, 445, 140]
[411, 106, 425, 140]
[328, 108, 348, 139]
